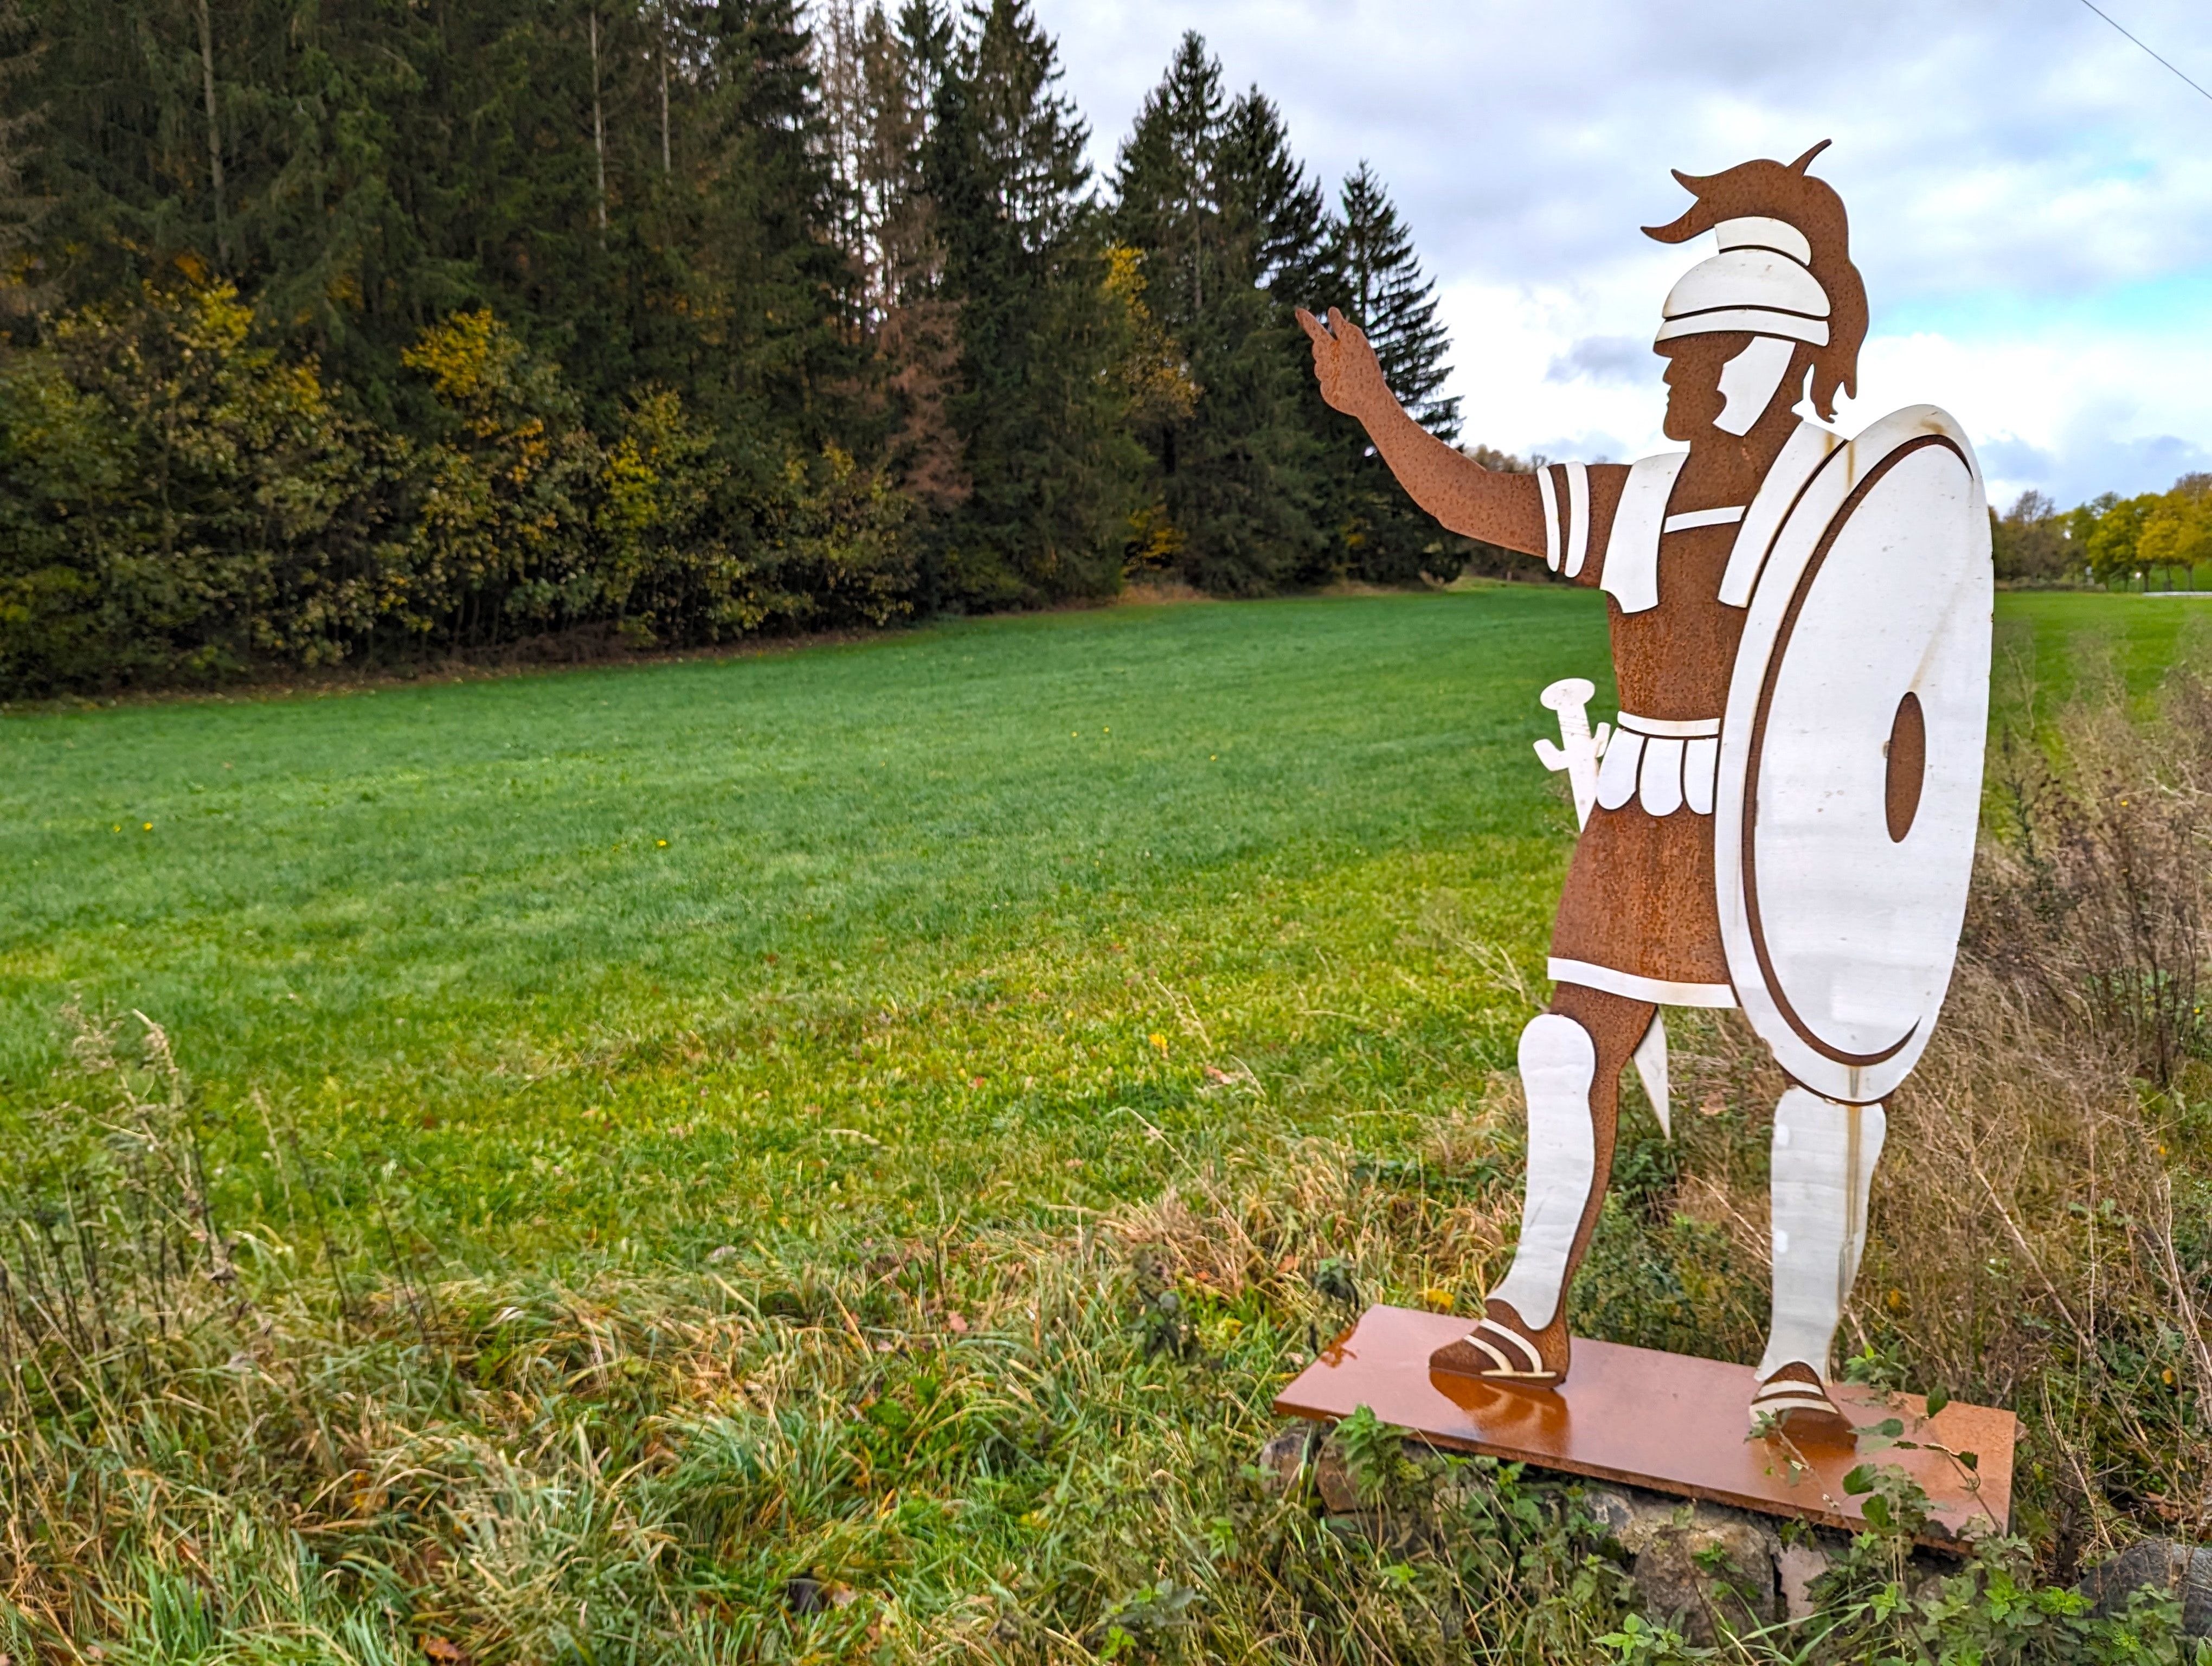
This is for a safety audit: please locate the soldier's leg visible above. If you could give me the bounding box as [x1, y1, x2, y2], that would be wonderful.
[1749, 1087, 1887, 1431]
[1431, 982, 1652, 1383]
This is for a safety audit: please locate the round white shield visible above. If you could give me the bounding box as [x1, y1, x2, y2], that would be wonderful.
[1714, 405, 1992, 1105]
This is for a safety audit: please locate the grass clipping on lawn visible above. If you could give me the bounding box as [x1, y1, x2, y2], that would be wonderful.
[3, 669, 2212, 1662]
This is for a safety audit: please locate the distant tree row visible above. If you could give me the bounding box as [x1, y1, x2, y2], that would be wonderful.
[0, 0, 1474, 695]
[1993, 475, 2212, 589]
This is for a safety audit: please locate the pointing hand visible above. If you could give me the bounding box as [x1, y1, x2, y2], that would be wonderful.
[1296, 306, 1392, 422]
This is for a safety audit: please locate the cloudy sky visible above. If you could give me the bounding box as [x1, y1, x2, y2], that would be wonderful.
[1030, 0, 2212, 509]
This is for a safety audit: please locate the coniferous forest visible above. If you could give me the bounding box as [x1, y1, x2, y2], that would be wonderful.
[0, 0, 1478, 695]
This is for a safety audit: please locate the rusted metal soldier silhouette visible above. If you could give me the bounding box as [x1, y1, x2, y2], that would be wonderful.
[1301, 144, 1991, 1431]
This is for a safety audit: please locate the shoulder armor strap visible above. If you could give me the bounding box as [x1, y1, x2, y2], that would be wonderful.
[1600, 452, 1688, 614]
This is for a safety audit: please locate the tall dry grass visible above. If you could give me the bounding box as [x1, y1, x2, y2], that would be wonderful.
[1120, 649, 2212, 1592]
[1643, 653, 2212, 1578]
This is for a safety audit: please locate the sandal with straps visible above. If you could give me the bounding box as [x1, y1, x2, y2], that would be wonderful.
[1428, 1299, 1568, 1386]
[1749, 1361, 1853, 1438]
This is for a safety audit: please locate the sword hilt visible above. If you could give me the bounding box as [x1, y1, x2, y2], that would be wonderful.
[1538, 677, 1598, 716]
[1534, 677, 1606, 829]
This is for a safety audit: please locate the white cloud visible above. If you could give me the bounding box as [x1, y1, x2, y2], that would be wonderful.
[1033, 0, 2212, 504]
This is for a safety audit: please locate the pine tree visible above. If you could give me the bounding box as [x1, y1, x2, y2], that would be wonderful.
[1335, 161, 1457, 440]
[1215, 88, 1331, 307]
[1326, 161, 1464, 583]
[0, 0, 45, 317]
[925, 0, 1142, 607]
[1111, 32, 1220, 338]
[1111, 34, 1326, 593]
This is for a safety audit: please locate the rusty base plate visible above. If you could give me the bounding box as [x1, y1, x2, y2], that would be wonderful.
[1275, 1306, 2015, 1549]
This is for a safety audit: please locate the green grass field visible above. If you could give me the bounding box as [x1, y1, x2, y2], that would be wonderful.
[3, 586, 2207, 1661]
[2, 587, 2194, 1251]
[2, 589, 1597, 1263]
[1994, 589, 2212, 719]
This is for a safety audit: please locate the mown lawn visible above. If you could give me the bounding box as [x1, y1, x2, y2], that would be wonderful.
[1, 589, 1599, 1263]
[1994, 589, 2212, 721]
[1, 586, 2191, 1255]
[1, 586, 2206, 1662]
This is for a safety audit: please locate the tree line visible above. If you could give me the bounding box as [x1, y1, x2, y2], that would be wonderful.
[0, 0, 1484, 695]
[1993, 476, 2212, 591]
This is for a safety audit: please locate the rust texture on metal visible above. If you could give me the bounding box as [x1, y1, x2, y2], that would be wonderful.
[1294, 146, 1877, 1010]
[1277, 1306, 2016, 1550]
[1296, 141, 1994, 1427]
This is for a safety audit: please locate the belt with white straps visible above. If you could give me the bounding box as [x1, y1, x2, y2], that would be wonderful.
[1597, 712, 1721, 817]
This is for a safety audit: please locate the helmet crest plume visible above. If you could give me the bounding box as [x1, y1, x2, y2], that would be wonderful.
[1640, 144, 1866, 420]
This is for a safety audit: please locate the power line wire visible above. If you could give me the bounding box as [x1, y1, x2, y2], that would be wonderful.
[2075, 0, 2212, 106]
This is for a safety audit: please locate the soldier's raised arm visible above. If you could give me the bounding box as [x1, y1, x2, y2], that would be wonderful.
[1297, 307, 1626, 576]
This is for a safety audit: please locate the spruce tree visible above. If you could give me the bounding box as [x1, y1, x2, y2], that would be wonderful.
[1111, 34, 1326, 594]
[1111, 31, 1220, 338]
[1215, 89, 1331, 307]
[0, 0, 43, 315]
[925, 0, 1142, 607]
[1329, 161, 1464, 582]
[686, 0, 857, 441]
[873, 2, 968, 520]
[1335, 161, 1457, 440]
[0, 0, 1465, 682]
[815, 2, 966, 521]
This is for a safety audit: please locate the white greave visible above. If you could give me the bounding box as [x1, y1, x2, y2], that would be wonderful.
[1488, 1014, 1598, 1331]
[1757, 1087, 1887, 1380]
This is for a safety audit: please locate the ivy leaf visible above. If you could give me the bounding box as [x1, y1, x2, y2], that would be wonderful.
[1862, 1492, 1893, 1532]
[1843, 1463, 1877, 1496]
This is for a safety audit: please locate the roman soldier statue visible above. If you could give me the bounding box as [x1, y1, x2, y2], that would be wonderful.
[1300, 144, 1991, 1433]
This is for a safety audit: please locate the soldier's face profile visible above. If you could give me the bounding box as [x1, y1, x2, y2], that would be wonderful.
[1663, 325, 1814, 438]
[1656, 334, 1753, 443]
